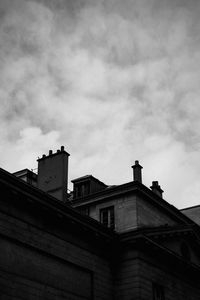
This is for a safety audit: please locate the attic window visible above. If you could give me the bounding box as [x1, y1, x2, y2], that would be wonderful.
[74, 182, 90, 198]
[180, 242, 190, 261]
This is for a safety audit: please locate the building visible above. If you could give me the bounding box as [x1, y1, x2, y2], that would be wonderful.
[0, 146, 200, 299]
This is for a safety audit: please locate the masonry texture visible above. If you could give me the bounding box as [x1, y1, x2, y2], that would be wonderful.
[1, 148, 200, 299]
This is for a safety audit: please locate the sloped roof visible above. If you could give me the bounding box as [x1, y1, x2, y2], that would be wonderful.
[72, 179, 196, 226]
[0, 167, 116, 240]
[181, 205, 200, 226]
[71, 174, 107, 187]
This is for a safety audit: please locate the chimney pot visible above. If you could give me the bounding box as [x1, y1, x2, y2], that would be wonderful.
[61, 146, 64, 152]
[150, 181, 163, 198]
[57, 149, 61, 153]
[49, 150, 53, 155]
[131, 160, 143, 183]
[42, 154, 46, 159]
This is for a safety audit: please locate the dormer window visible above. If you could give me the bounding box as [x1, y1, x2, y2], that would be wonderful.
[74, 181, 90, 198]
[100, 206, 115, 229]
[72, 175, 107, 199]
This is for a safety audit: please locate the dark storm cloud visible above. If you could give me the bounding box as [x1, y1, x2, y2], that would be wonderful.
[0, 0, 200, 207]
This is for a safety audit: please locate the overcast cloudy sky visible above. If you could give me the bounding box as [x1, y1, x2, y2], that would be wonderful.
[1, 0, 200, 208]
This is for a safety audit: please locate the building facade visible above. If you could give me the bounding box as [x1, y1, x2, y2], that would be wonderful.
[0, 146, 200, 299]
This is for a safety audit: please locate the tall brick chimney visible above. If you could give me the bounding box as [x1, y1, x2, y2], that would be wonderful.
[150, 181, 163, 198]
[131, 160, 143, 183]
[37, 146, 70, 202]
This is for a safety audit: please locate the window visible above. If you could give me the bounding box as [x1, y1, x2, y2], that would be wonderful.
[152, 283, 165, 300]
[82, 182, 90, 196]
[75, 184, 82, 198]
[74, 182, 90, 198]
[100, 206, 115, 229]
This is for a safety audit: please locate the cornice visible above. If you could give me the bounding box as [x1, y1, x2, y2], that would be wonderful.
[72, 180, 196, 225]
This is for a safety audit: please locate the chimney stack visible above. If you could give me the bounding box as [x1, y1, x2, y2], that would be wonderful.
[150, 181, 163, 198]
[132, 160, 143, 183]
[37, 146, 70, 202]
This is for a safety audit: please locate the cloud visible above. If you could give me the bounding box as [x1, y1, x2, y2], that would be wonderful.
[0, 126, 60, 171]
[0, 0, 200, 208]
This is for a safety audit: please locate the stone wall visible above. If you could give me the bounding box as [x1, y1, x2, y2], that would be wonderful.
[0, 176, 114, 300]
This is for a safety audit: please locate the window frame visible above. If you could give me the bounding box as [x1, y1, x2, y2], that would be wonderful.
[100, 206, 115, 229]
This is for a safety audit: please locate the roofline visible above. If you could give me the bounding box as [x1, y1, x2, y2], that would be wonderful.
[72, 180, 196, 225]
[72, 180, 138, 204]
[119, 224, 197, 241]
[71, 174, 107, 187]
[5, 166, 197, 239]
[181, 204, 200, 211]
[37, 149, 70, 162]
[0, 168, 116, 240]
[13, 168, 37, 175]
[118, 232, 200, 278]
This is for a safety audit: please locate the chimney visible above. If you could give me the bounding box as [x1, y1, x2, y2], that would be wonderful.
[150, 181, 163, 198]
[131, 160, 143, 183]
[37, 146, 70, 202]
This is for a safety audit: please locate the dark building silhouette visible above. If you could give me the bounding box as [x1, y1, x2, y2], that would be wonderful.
[0, 146, 200, 299]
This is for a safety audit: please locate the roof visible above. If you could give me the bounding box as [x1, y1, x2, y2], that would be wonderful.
[181, 204, 200, 211]
[181, 205, 200, 226]
[0, 167, 115, 241]
[2, 166, 200, 278]
[13, 168, 37, 176]
[2, 166, 199, 245]
[72, 179, 197, 225]
[71, 174, 107, 187]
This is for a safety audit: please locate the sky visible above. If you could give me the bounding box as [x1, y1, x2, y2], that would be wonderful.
[0, 0, 200, 208]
